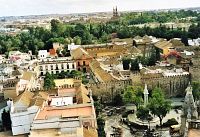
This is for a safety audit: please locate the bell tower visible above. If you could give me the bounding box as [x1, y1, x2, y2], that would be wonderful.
[113, 6, 119, 18]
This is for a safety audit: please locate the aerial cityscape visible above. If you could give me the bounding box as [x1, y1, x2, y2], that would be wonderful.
[0, 0, 200, 137]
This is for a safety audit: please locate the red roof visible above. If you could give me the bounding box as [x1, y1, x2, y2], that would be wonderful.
[35, 105, 93, 120]
[164, 51, 181, 59]
[49, 49, 56, 56]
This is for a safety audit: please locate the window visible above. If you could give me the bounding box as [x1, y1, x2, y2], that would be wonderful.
[56, 64, 59, 70]
[40, 66, 43, 71]
[61, 64, 64, 69]
[67, 64, 69, 69]
[72, 64, 74, 69]
[83, 61, 86, 66]
[78, 62, 80, 66]
[51, 65, 53, 70]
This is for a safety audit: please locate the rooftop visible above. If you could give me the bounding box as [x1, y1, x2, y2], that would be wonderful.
[54, 78, 74, 87]
[71, 48, 92, 59]
[188, 129, 200, 137]
[35, 105, 93, 120]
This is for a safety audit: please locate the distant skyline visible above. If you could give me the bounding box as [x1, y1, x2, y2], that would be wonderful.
[0, 0, 200, 17]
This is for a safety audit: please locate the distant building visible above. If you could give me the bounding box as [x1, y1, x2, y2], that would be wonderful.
[188, 38, 200, 46]
[68, 43, 80, 51]
[133, 35, 159, 57]
[38, 50, 48, 59]
[113, 6, 119, 18]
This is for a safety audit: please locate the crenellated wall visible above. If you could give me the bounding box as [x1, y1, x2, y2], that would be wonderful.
[131, 72, 190, 97]
[89, 80, 132, 102]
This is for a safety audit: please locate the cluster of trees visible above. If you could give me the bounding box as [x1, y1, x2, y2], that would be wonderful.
[0, 20, 112, 55]
[43, 70, 89, 90]
[123, 86, 171, 127]
[1, 10, 200, 56]
[122, 49, 159, 71]
[192, 81, 200, 101]
[43, 72, 56, 90]
[121, 10, 199, 25]
[123, 86, 144, 107]
[1, 109, 11, 131]
[93, 96, 106, 137]
[147, 87, 171, 127]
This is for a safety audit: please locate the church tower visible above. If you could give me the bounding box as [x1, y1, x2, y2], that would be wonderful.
[183, 82, 198, 119]
[113, 6, 119, 18]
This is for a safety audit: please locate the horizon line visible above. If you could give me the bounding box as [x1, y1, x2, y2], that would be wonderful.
[0, 5, 199, 18]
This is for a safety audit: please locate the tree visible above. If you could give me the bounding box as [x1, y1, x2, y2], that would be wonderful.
[192, 81, 200, 101]
[94, 100, 103, 117]
[136, 106, 150, 121]
[113, 94, 124, 106]
[155, 48, 161, 61]
[44, 72, 55, 90]
[148, 87, 171, 127]
[97, 117, 106, 137]
[73, 36, 82, 45]
[147, 49, 157, 66]
[2, 109, 11, 130]
[122, 57, 131, 70]
[130, 58, 140, 71]
[181, 35, 189, 46]
[51, 19, 60, 33]
[123, 86, 143, 108]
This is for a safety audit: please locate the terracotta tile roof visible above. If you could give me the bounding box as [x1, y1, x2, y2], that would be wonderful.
[14, 90, 34, 107]
[49, 49, 56, 56]
[71, 48, 92, 59]
[28, 92, 49, 108]
[83, 127, 98, 137]
[188, 129, 200, 137]
[35, 105, 93, 120]
[170, 39, 184, 47]
[89, 59, 116, 83]
[21, 71, 35, 81]
[54, 78, 74, 87]
[29, 97, 45, 108]
[76, 84, 90, 104]
[46, 89, 58, 96]
[155, 40, 173, 50]
[58, 88, 76, 96]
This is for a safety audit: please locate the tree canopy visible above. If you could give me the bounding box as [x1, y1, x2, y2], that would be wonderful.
[44, 72, 55, 90]
[123, 86, 143, 108]
[1, 10, 200, 55]
[192, 81, 200, 101]
[148, 87, 171, 126]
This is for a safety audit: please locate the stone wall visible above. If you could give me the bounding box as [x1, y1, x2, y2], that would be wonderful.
[131, 73, 190, 97]
[89, 80, 132, 102]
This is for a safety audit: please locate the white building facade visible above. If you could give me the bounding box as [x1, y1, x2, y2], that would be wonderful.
[10, 106, 39, 135]
[38, 50, 48, 59]
[39, 57, 76, 76]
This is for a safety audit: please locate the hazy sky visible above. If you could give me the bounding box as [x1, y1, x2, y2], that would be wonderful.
[0, 0, 200, 16]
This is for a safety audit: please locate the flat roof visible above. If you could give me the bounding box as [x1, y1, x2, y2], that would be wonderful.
[54, 78, 74, 87]
[50, 97, 73, 106]
[188, 129, 200, 137]
[35, 105, 93, 120]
